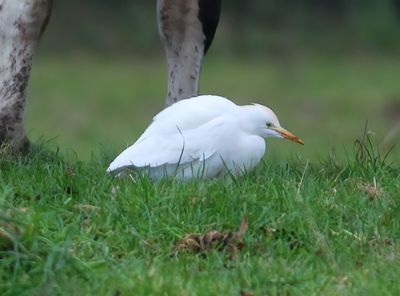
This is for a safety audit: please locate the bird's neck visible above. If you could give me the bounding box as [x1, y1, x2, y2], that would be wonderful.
[237, 105, 265, 136]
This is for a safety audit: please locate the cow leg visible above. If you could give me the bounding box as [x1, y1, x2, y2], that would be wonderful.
[0, 0, 52, 151]
[157, 0, 221, 106]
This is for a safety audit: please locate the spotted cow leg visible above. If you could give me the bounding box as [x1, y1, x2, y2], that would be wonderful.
[157, 0, 221, 106]
[0, 0, 52, 151]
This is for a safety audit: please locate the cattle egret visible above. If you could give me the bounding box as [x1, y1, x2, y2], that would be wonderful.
[107, 95, 304, 180]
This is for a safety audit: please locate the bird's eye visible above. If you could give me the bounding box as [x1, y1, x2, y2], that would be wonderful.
[266, 123, 272, 128]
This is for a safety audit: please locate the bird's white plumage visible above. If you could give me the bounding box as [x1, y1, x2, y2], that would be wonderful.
[108, 95, 293, 180]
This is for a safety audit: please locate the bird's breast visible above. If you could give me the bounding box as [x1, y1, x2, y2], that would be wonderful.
[218, 134, 266, 175]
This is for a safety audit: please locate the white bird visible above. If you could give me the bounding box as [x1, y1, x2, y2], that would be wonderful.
[107, 95, 304, 180]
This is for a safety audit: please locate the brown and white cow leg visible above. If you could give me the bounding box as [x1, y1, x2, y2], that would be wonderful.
[157, 0, 221, 106]
[0, 0, 52, 151]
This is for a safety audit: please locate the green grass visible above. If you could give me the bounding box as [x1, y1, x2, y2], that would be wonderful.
[1, 53, 399, 294]
[0, 142, 399, 295]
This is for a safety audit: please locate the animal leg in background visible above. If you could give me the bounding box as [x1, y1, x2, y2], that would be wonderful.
[0, 0, 52, 151]
[157, 0, 221, 106]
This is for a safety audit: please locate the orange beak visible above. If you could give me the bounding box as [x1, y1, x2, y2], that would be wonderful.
[271, 127, 304, 145]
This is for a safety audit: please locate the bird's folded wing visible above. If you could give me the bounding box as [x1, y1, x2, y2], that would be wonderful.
[137, 95, 237, 141]
[107, 116, 229, 173]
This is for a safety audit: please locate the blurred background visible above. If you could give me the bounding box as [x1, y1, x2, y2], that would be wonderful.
[27, 0, 400, 162]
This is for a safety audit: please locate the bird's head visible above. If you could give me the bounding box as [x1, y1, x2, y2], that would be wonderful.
[241, 104, 304, 145]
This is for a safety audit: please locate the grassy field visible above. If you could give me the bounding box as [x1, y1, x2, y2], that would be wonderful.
[1, 144, 399, 295]
[1, 54, 400, 295]
[27, 53, 400, 161]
